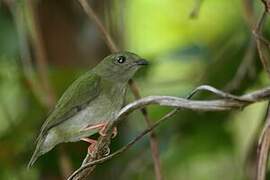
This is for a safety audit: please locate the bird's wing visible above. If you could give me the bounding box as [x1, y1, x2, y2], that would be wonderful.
[28, 71, 101, 168]
[40, 71, 101, 135]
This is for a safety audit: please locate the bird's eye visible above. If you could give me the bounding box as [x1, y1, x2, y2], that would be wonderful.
[116, 56, 126, 64]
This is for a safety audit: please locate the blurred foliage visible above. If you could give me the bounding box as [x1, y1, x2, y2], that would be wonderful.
[0, 0, 270, 179]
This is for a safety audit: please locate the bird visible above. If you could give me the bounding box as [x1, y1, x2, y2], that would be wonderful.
[27, 51, 148, 168]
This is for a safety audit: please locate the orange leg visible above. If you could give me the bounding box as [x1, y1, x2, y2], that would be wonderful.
[81, 138, 97, 154]
[80, 122, 117, 156]
[99, 123, 118, 138]
[81, 123, 106, 131]
[81, 137, 111, 156]
[82, 122, 118, 138]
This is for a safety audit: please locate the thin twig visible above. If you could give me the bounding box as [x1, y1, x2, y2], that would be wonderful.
[253, 8, 270, 77]
[77, 1, 163, 179]
[256, 102, 270, 180]
[68, 109, 177, 180]
[254, 32, 270, 47]
[232, 2, 259, 179]
[253, 2, 270, 180]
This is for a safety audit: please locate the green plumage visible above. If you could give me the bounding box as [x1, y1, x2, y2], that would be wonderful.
[42, 72, 101, 134]
[28, 52, 148, 168]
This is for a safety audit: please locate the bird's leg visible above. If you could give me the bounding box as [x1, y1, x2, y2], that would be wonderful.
[99, 123, 118, 139]
[81, 137, 97, 155]
[81, 123, 106, 131]
[81, 122, 118, 138]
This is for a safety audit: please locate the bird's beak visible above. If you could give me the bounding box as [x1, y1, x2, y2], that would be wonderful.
[135, 59, 149, 66]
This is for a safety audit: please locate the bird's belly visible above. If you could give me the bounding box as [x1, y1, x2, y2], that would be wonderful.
[48, 94, 122, 143]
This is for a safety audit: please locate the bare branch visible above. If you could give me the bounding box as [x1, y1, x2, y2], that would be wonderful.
[187, 85, 253, 102]
[256, 102, 270, 180]
[68, 109, 177, 180]
[68, 85, 270, 179]
[253, 3, 270, 180]
[253, 9, 270, 77]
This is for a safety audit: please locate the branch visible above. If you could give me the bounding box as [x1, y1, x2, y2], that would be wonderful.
[254, 2, 270, 180]
[68, 109, 177, 180]
[256, 102, 270, 180]
[77, 0, 163, 179]
[253, 7, 270, 77]
[68, 85, 270, 179]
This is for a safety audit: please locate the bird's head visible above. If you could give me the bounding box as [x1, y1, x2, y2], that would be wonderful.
[94, 51, 148, 82]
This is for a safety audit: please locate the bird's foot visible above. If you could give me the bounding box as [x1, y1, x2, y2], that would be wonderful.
[81, 122, 118, 139]
[81, 138, 111, 156]
[99, 125, 118, 139]
[81, 138, 97, 155]
[102, 146, 110, 156]
[112, 127, 118, 139]
[81, 123, 106, 131]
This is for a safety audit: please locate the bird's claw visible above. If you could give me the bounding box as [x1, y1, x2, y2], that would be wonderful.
[88, 145, 110, 157]
[99, 127, 118, 139]
[87, 144, 97, 156]
[111, 127, 118, 139]
[102, 146, 110, 156]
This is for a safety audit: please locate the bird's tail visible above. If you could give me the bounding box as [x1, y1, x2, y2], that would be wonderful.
[27, 135, 44, 169]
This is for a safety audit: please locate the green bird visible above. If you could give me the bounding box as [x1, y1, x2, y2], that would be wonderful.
[28, 51, 148, 168]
